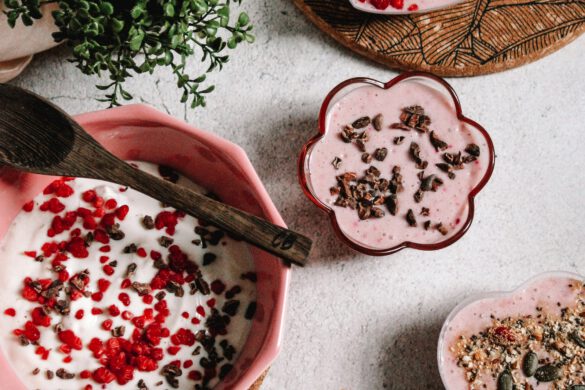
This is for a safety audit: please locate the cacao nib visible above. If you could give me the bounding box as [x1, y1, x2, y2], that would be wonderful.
[392, 105, 431, 132]
[373, 147, 388, 161]
[429, 131, 448, 151]
[132, 282, 152, 296]
[465, 143, 480, 157]
[219, 364, 234, 380]
[158, 165, 179, 183]
[244, 302, 256, 320]
[158, 236, 173, 248]
[222, 300, 240, 316]
[55, 368, 74, 379]
[393, 136, 405, 145]
[409, 142, 428, 169]
[123, 243, 138, 253]
[352, 116, 371, 129]
[436, 223, 448, 235]
[331, 156, 342, 170]
[142, 215, 154, 229]
[203, 253, 217, 266]
[372, 114, 383, 131]
[406, 209, 417, 227]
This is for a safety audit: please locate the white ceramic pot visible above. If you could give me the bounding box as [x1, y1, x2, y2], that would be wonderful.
[0, 2, 60, 82]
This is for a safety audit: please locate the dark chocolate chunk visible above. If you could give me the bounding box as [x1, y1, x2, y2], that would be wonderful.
[352, 116, 371, 129]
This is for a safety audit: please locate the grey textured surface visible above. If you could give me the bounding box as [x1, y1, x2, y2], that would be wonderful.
[9, 1, 585, 388]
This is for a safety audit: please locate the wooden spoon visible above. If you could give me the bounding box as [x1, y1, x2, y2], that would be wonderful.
[0, 84, 312, 266]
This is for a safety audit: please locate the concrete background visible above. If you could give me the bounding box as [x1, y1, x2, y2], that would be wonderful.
[10, 1, 585, 388]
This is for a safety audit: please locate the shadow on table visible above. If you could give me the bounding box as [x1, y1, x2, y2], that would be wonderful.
[378, 317, 445, 389]
[248, 107, 361, 264]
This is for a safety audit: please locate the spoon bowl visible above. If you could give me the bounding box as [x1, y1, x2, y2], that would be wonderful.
[0, 83, 312, 266]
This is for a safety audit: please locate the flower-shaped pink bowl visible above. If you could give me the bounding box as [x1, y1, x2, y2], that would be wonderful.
[298, 72, 495, 256]
[0, 104, 288, 389]
[437, 271, 585, 389]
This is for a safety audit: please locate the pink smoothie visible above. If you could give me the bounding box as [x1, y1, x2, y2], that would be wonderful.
[306, 80, 490, 250]
[350, 0, 463, 14]
[439, 273, 585, 389]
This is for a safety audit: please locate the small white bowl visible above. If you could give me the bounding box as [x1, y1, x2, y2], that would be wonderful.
[349, 0, 464, 15]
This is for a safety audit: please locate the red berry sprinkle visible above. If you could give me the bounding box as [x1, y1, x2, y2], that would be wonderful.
[91, 292, 104, 302]
[120, 278, 131, 289]
[59, 344, 72, 354]
[118, 292, 130, 306]
[75, 309, 84, 320]
[82, 189, 96, 203]
[102, 319, 113, 330]
[22, 200, 34, 212]
[80, 370, 91, 379]
[4, 308, 16, 317]
[116, 205, 129, 220]
[136, 248, 147, 258]
[108, 304, 121, 317]
[91, 308, 103, 315]
[188, 370, 203, 380]
[31, 307, 51, 327]
[58, 329, 82, 350]
[103, 265, 115, 276]
[63, 355, 73, 363]
[97, 278, 111, 293]
[105, 199, 118, 210]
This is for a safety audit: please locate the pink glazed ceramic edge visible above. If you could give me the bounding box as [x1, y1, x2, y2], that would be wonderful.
[298, 72, 495, 256]
[0, 104, 289, 390]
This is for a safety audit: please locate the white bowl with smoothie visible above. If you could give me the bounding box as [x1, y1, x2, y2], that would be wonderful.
[349, 0, 464, 15]
[438, 271, 585, 389]
[299, 72, 495, 256]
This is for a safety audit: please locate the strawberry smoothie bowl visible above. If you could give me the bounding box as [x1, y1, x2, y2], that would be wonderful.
[438, 272, 585, 389]
[0, 105, 288, 389]
[299, 72, 494, 256]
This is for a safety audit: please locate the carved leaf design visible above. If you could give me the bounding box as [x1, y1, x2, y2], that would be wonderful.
[305, 0, 415, 52]
[476, 2, 585, 63]
[294, 0, 585, 76]
[410, 0, 488, 65]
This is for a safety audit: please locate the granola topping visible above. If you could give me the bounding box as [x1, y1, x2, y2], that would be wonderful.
[446, 279, 585, 390]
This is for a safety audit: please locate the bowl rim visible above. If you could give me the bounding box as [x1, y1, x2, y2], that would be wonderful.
[348, 0, 465, 15]
[298, 71, 496, 256]
[76, 104, 290, 389]
[436, 270, 585, 389]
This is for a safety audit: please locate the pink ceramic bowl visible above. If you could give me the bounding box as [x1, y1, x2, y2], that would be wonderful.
[0, 104, 288, 389]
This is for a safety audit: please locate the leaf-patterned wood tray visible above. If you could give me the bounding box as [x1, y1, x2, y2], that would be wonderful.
[293, 0, 585, 76]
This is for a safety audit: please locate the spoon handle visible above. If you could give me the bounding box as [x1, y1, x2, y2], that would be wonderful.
[108, 162, 311, 267]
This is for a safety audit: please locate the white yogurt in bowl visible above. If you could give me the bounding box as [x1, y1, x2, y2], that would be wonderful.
[0, 162, 257, 389]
